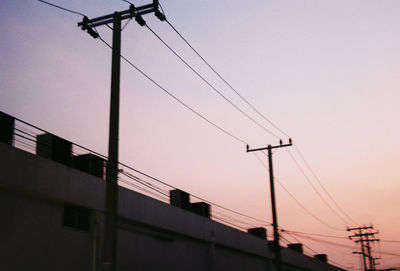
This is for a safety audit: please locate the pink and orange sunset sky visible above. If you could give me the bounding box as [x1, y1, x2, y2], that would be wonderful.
[1, 0, 399, 269]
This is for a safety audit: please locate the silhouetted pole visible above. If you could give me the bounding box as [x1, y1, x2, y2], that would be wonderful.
[103, 13, 121, 271]
[78, 2, 165, 271]
[360, 230, 368, 271]
[267, 144, 280, 270]
[247, 139, 292, 271]
[365, 234, 375, 270]
[348, 225, 379, 271]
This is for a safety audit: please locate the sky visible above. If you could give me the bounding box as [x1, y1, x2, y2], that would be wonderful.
[1, 0, 399, 269]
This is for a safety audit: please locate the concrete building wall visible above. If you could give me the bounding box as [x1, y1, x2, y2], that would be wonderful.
[0, 143, 345, 271]
[0, 190, 93, 271]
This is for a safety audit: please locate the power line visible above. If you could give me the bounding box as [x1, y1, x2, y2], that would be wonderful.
[34, 0, 348, 243]
[158, 5, 290, 139]
[282, 231, 352, 270]
[25, 19, 263, 230]
[35, 0, 270, 227]
[99, 10, 350, 234]
[36, 0, 86, 17]
[120, 171, 170, 197]
[281, 229, 347, 240]
[380, 240, 400, 243]
[293, 144, 360, 226]
[213, 210, 258, 229]
[276, 177, 344, 231]
[117, 157, 271, 225]
[118, 178, 169, 202]
[286, 149, 353, 226]
[11, 71, 269, 237]
[122, 165, 266, 230]
[15, 107, 268, 231]
[253, 152, 344, 231]
[121, 0, 133, 5]
[121, 18, 132, 31]
[97, 35, 249, 145]
[212, 215, 248, 231]
[379, 251, 400, 257]
[157, 8, 360, 230]
[281, 231, 319, 255]
[150, 7, 353, 238]
[96, 31, 274, 229]
[286, 232, 356, 250]
[145, 24, 281, 140]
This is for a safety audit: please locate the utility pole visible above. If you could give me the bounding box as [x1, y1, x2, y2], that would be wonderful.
[78, 2, 165, 271]
[348, 225, 379, 271]
[247, 139, 292, 271]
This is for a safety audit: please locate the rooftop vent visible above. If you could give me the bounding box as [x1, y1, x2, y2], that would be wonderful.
[170, 189, 190, 210]
[73, 153, 104, 178]
[37, 133, 72, 166]
[288, 243, 303, 254]
[190, 202, 211, 218]
[0, 112, 14, 145]
[314, 254, 328, 263]
[247, 227, 267, 240]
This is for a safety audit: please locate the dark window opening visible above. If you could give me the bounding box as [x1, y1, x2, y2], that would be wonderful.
[63, 204, 91, 231]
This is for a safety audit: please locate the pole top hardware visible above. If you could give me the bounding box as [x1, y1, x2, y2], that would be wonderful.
[246, 139, 293, 153]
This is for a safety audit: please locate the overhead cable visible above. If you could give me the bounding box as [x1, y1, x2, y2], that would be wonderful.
[253, 152, 344, 231]
[159, 5, 290, 139]
[293, 144, 360, 226]
[281, 231, 352, 269]
[286, 233, 360, 250]
[155, 2, 360, 230]
[35, 0, 291, 233]
[286, 149, 354, 226]
[37, 0, 86, 17]
[281, 229, 347, 239]
[145, 24, 281, 140]
[98, 35, 248, 145]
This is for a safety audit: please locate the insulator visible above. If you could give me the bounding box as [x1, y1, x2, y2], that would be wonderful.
[154, 10, 166, 21]
[87, 27, 99, 39]
[135, 15, 146, 26]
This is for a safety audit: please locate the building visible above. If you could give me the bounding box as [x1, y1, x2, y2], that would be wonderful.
[0, 112, 345, 271]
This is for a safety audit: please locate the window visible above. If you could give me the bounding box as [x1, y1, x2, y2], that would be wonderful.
[63, 204, 91, 231]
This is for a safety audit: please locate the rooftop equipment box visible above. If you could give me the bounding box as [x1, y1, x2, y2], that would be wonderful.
[247, 227, 267, 240]
[0, 112, 14, 145]
[314, 254, 328, 263]
[36, 133, 72, 166]
[170, 189, 191, 210]
[190, 202, 211, 219]
[288, 243, 303, 254]
[73, 153, 104, 178]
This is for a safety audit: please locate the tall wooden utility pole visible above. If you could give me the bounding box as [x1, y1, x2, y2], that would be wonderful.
[78, 2, 165, 270]
[348, 225, 380, 271]
[247, 139, 292, 271]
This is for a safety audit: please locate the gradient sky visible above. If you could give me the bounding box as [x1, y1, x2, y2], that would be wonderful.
[1, 0, 399, 269]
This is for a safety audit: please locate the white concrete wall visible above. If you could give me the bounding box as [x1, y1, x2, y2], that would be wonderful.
[0, 143, 345, 271]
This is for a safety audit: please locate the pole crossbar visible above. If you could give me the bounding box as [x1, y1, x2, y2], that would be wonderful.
[78, 8, 155, 28]
[77, 3, 155, 27]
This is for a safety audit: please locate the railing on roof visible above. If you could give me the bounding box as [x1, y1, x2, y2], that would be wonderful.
[1, 111, 270, 233]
